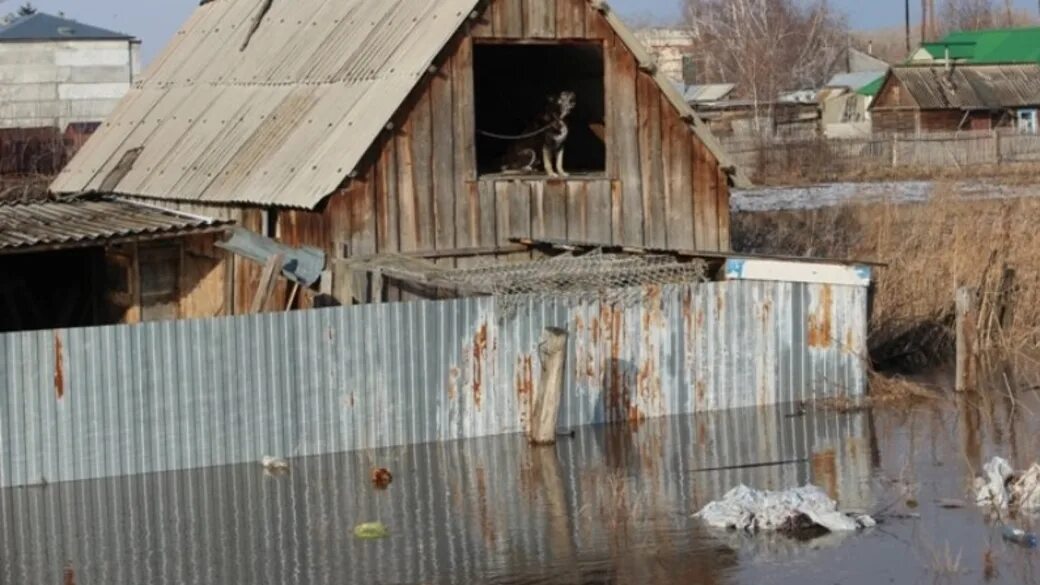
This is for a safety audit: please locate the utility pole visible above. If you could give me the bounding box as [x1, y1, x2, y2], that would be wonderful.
[905, 0, 911, 54]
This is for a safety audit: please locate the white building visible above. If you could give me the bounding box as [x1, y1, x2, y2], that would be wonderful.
[634, 28, 696, 86]
[0, 12, 139, 130]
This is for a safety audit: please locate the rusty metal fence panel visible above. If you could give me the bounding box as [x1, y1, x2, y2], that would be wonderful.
[0, 281, 867, 488]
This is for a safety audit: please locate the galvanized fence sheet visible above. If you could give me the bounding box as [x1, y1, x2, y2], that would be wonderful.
[0, 281, 868, 487]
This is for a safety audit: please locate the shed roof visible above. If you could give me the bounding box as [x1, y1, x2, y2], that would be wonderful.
[884, 64, 1040, 110]
[51, 0, 746, 208]
[0, 196, 230, 254]
[0, 13, 133, 42]
[825, 71, 886, 92]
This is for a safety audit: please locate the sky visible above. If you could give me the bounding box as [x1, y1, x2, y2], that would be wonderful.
[17, 0, 1040, 65]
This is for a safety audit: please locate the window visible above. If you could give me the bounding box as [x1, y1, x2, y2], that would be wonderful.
[474, 42, 606, 177]
[1018, 109, 1038, 134]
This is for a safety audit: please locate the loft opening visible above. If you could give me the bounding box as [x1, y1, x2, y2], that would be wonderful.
[474, 42, 606, 178]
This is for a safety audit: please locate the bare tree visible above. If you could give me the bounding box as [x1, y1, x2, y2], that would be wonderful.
[684, 0, 848, 130]
[940, 0, 1001, 31]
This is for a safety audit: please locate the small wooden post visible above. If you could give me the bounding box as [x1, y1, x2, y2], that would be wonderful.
[956, 287, 978, 393]
[891, 134, 899, 168]
[997, 265, 1017, 332]
[250, 253, 284, 314]
[530, 327, 568, 445]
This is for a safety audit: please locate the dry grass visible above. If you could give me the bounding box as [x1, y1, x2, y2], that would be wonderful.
[813, 372, 942, 413]
[734, 188, 1040, 372]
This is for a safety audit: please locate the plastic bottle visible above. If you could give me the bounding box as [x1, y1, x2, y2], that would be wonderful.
[1002, 526, 1039, 548]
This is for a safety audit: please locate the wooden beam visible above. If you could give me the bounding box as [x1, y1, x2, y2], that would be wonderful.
[250, 253, 283, 314]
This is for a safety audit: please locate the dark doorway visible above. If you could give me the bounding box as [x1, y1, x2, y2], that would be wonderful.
[474, 42, 606, 176]
[0, 248, 107, 333]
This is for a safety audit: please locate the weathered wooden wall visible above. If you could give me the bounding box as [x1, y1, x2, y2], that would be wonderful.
[156, 0, 733, 309]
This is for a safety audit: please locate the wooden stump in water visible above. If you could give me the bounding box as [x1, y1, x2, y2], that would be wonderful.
[956, 287, 977, 393]
[530, 327, 568, 445]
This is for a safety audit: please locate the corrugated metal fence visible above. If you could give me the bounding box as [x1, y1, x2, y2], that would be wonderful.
[0, 407, 871, 585]
[0, 280, 868, 488]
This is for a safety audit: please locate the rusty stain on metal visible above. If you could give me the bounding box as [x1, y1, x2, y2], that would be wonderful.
[475, 466, 497, 545]
[54, 333, 65, 401]
[808, 284, 834, 349]
[472, 323, 488, 409]
[759, 298, 773, 329]
[843, 327, 856, 355]
[811, 448, 839, 501]
[515, 355, 533, 431]
[590, 317, 600, 344]
[447, 367, 460, 402]
[716, 288, 726, 314]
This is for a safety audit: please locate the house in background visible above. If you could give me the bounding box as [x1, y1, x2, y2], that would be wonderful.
[870, 63, 1040, 134]
[634, 27, 696, 86]
[52, 0, 745, 314]
[0, 12, 139, 172]
[909, 27, 1040, 65]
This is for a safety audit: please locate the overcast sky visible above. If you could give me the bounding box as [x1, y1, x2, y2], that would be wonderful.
[19, 0, 1040, 65]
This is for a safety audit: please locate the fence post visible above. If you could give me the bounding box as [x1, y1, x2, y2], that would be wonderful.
[530, 327, 568, 445]
[993, 129, 1001, 165]
[891, 134, 899, 168]
[955, 287, 978, 393]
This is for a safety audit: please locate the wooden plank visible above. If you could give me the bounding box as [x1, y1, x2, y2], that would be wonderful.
[493, 0, 524, 38]
[234, 209, 263, 314]
[609, 179, 622, 245]
[609, 36, 643, 246]
[524, 0, 555, 38]
[544, 180, 568, 239]
[694, 140, 717, 252]
[431, 59, 457, 255]
[585, 1, 611, 39]
[508, 181, 532, 242]
[638, 73, 666, 248]
[531, 181, 546, 239]
[477, 180, 498, 247]
[470, 3, 494, 37]
[661, 95, 682, 249]
[396, 117, 419, 252]
[668, 105, 695, 250]
[250, 254, 283, 314]
[411, 90, 435, 251]
[587, 180, 612, 244]
[556, 0, 586, 38]
[565, 181, 588, 241]
[374, 135, 400, 255]
[453, 37, 479, 270]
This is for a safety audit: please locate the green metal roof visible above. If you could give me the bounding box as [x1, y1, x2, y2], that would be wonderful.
[856, 76, 884, 97]
[920, 27, 1040, 64]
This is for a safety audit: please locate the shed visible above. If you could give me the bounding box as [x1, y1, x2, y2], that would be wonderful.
[0, 195, 231, 332]
[51, 0, 746, 312]
[870, 64, 1040, 133]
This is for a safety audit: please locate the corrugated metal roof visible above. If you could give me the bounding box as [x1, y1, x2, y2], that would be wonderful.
[890, 64, 1040, 109]
[826, 71, 886, 91]
[51, 0, 749, 208]
[0, 196, 230, 254]
[684, 83, 737, 103]
[0, 13, 133, 41]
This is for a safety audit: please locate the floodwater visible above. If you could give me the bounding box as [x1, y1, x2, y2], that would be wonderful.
[3, 392, 1040, 585]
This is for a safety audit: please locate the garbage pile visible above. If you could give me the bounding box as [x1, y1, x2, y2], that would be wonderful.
[695, 485, 875, 536]
[975, 457, 1040, 511]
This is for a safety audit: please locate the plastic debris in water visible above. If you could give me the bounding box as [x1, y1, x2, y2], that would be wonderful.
[1002, 526, 1038, 548]
[371, 468, 393, 490]
[354, 522, 389, 540]
[261, 456, 290, 472]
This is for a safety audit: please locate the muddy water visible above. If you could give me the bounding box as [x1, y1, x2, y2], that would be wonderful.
[1, 394, 1039, 585]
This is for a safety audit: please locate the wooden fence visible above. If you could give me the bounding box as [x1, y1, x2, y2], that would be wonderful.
[721, 130, 1040, 182]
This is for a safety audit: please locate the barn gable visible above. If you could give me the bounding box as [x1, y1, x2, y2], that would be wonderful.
[50, 0, 746, 209]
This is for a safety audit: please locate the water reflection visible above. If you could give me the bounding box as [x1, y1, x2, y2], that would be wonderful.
[0, 405, 868, 585]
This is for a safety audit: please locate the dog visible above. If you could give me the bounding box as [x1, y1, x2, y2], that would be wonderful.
[498, 91, 576, 177]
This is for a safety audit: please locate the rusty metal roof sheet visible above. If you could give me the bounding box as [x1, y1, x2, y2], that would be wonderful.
[51, 0, 748, 208]
[0, 197, 231, 254]
[890, 64, 1040, 110]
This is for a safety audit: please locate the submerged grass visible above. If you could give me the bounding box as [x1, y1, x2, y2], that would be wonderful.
[734, 188, 1040, 375]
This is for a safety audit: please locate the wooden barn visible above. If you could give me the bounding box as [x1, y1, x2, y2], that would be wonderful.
[871, 64, 1040, 134]
[51, 0, 747, 315]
